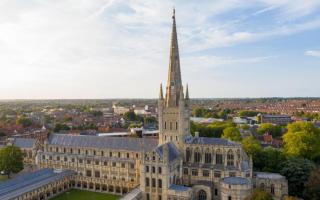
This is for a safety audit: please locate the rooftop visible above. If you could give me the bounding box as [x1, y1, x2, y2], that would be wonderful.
[189, 137, 241, 147]
[0, 168, 75, 200]
[169, 184, 192, 192]
[223, 177, 250, 185]
[256, 172, 285, 180]
[12, 138, 36, 149]
[48, 134, 158, 152]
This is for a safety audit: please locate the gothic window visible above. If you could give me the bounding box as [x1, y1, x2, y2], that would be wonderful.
[93, 150, 96, 156]
[170, 122, 172, 130]
[227, 150, 234, 166]
[146, 166, 149, 173]
[158, 179, 162, 188]
[101, 151, 104, 156]
[127, 153, 129, 158]
[216, 151, 223, 165]
[78, 149, 80, 154]
[95, 160, 99, 165]
[70, 149, 73, 154]
[198, 190, 207, 200]
[118, 152, 121, 157]
[186, 148, 191, 162]
[194, 148, 201, 163]
[152, 178, 156, 187]
[95, 171, 100, 178]
[214, 171, 221, 178]
[176, 122, 178, 130]
[165, 122, 167, 129]
[228, 196, 232, 200]
[63, 148, 66, 153]
[109, 152, 112, 157]
[271, 184, 275, 194]
[215, 188, 218, 196]
[205, 151, 212, 163]
[152, 166, 156, 173]
[146, 178, 150, 187]
[158, 167, 162, 174]
[184, 168, 188, 175]
[202, 170, 210, 177]
[192, 169, 198, 176]
[260, 183, 265, 191]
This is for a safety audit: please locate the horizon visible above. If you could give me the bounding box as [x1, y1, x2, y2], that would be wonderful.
[1, 1, 320, 99]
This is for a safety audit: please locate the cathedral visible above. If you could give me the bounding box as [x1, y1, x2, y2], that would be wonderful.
[33, 10, 289, 200]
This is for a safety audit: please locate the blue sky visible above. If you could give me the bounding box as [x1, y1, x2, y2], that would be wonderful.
[0, 0, 320, 99]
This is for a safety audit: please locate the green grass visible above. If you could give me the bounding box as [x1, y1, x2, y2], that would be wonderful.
[51, 189, 120, 200]
[0, 175, 8, 182]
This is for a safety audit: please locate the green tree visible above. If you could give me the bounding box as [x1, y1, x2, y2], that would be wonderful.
[258, 123, 282, 137]
[0, 146, 24, 178]
[222, 127, 242, 142]
[244, 189, 273, 200]
[283, 121, 320, 161]
[16, 117, 32, 127]
[304, 167, 320, 200]
[254, 147, 287, 173]
[53, 123, 70, 132]
[241, 136, 262, 157]
[280, 157, 315, 197]
[238, 110, 259, 117]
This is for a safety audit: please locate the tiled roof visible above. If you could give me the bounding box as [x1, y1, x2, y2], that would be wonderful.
[256, 172, 285, 180]
[223, 177, 250, 185]
[48, 134, 158, 152]
[13, 138, 36, 149]
[169, 184, 191, 192]
[155, 142, 180, 163]
[0, 168, 75, 200]
[189, 137, 241, 146]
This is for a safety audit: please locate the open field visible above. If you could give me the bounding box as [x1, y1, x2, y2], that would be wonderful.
[51, 189, 120, 200]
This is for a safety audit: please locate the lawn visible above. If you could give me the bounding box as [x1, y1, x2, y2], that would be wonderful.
[0, 175, 8, 182]
[51, 189, 120, 200]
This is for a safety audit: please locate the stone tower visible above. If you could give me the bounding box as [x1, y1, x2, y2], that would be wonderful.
[158, 9, 191, 150]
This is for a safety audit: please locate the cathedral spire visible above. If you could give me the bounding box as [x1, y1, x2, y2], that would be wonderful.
[165, 8, 182, 107]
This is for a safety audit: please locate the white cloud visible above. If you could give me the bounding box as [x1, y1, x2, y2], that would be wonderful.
[305, 50, 320, 58]
[0, 0, 319, 98]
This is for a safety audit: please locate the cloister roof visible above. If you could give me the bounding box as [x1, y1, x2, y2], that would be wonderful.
[0, 168, 75, 200]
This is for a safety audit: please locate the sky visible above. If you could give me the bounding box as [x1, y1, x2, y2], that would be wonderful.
[0, 0, 320, 99]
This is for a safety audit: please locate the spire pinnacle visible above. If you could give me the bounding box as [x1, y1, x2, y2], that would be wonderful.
[186, 84, 189, 99]
[172, 7, 175, 19]
[159, 83, 164, 99]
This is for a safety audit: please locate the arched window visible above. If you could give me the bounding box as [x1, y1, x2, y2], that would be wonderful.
[186, 148, 191, 162]
[176, 122, 178, 130]
[194, 148, 201, 163]
[198, 190, 207, 200]
[164, 122, 167, 129]
[170, 122, 172, 130]
[227, 150, 234, 166]
[205, 149, 211, 163]
[271, 184, 275, 194]
[216, 150, 223, 165]
[260, 183, 265, 191]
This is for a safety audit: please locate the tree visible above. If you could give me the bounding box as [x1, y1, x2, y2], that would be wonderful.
[53, 123, 70, 132]
[241, 136, 262, 157]
[254, 147, 287, 173]
[258, 123, 282, 137]
[280, 157, 315, 197]
[0, 146, 24, 178]
[222, 127, 242, 142]
[190, 121, 236, 138]
[244, 189, 273, 200]
[238, 110, 259, 117]
[304, 167, 320, 200]
[16, 117, 32, 127]
[284, 197, 298, 200]
[283, 121, 320, 161]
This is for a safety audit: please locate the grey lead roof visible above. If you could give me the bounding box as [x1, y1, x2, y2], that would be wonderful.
[48, 134, 158, 152]
[189, 137, 241, 146]
[0, 168, 75, 200]
[155, 142, 180, 163]
[13, 138, 36, 149]
[223, 177, 250, 185]
[169, 184, 191, 192]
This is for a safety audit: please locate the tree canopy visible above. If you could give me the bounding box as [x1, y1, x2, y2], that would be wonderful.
[16, 116, 32, 127]
[241, 135, 262, 157]
[238, 110, 260, 117]
[0, 146, 24, 178]
[244, 189, 273, 200]
[258, 123, 282, 137]
[280, 157, 315, 197]
[283, 121, 320, 161]
[221, 127, 242, 142]
[190, 121, 235, 138]
[304, 167, 320, 200]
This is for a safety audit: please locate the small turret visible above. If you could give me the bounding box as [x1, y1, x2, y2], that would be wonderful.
[185, 84, 189, 100]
